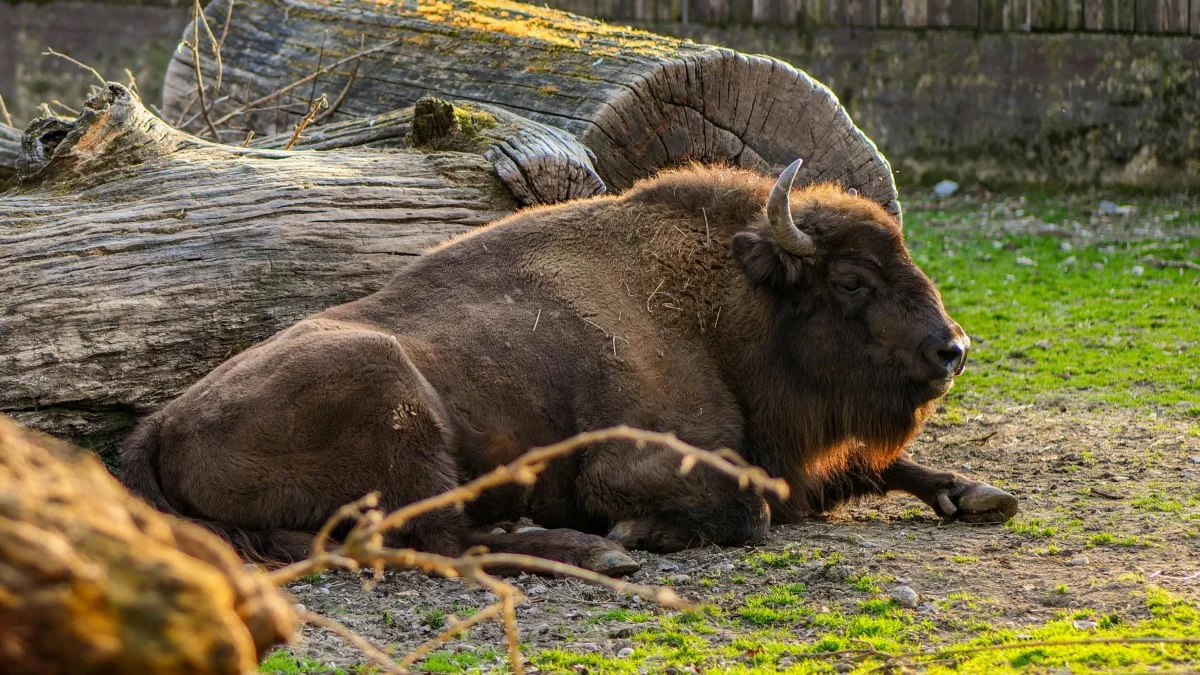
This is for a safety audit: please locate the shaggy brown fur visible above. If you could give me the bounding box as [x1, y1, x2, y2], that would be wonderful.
[120, 164, 1017, 573]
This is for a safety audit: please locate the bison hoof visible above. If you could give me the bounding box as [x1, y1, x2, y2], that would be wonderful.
[585, 549, 641, 576]
[937, 482, 1019, 524]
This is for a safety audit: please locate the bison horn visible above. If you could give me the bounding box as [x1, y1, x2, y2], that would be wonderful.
[767, 158, 816, 257]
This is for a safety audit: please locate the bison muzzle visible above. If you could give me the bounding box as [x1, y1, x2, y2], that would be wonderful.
[120, 159, 1018, 575]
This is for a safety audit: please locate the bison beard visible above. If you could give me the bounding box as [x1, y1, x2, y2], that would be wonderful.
[120, 161, 1018, 575]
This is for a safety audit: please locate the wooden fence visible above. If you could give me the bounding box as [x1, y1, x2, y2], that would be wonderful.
[540, 1, 1200, 34]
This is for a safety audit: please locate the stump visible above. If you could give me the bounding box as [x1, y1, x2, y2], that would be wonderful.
[162, 0, 900, 218]
[0, 413, 295, 674]
[0, 83, 602, 451]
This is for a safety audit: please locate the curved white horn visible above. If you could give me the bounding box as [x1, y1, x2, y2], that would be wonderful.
[767, 158, 815, 257]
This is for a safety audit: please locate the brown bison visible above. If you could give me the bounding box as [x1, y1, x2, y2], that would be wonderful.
[121, 159, 1018, 575]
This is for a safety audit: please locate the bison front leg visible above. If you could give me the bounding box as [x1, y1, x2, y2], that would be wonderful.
[577, 442, 771, 552]
[882, 454, 1019, 524]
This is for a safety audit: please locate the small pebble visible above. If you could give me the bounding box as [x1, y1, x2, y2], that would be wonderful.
[1016, 256, 1036, 266]
[932, 179, 959, 198]
[890, 585, 920, 609]
[617, 647, 635, 658]
[292, 603, 306, 614]
[515, 525, 546, 534]
[669, 574, 691, 585]
[834, 662, 853, 673]
[778, 658, 795, 667]
[1066, 556, 1089, 567]
[1072, 619, 1099, 630]
[658, 561, 680, 572]
[526, 584, 548, 596]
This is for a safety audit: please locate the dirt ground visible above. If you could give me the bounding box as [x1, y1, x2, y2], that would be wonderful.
[273, 404, 1200, 672]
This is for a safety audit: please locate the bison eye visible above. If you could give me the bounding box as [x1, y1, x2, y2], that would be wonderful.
[839, 279, 865, 294]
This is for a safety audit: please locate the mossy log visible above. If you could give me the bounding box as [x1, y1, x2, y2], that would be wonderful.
[0, 83, 599, 451]
[0, 413, 295, 674]
[162, 0, 899, 218]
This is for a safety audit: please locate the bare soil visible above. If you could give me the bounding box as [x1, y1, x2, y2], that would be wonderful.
[273, 404, 1200, 672]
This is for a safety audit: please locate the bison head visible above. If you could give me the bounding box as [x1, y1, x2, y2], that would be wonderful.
[730, 159, 968, 450]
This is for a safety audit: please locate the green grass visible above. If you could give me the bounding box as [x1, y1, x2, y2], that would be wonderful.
[904, 194, 1199, 414]
[523, 588, 1200, 674]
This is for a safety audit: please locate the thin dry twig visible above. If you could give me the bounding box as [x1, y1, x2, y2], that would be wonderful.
[315, 40, 363, 125]
[211, 38, 400, 127]
[397, 602, 505, 669]
[283, 93, 328, 151]
[123, 68, 140, 97]
[41, 47, 106, 85]
[300, 610, 409, 674]
[265, 425, 774, 673]
[187, 0, 221, 140]
[0, 94, 13, 127]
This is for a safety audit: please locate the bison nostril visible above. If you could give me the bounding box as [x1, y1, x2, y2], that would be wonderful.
[934, 343, 966, 375]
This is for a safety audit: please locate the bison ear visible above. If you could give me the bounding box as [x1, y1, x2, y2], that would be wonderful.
[731, 231, 806, 292]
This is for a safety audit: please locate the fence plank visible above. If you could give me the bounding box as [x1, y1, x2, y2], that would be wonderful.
[1192, 0, 1200, 34]
[879, 0, 927, 26]
[979, 0, 1015, 30]
[845, 0, 880, 25]
[1135, 0, 1190, 32]
[1067, 0, 1086, 27]
[1084, 0, 1137, 29]
[927, 0, 979, 26]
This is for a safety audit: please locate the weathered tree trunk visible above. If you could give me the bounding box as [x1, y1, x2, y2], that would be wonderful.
[0, 413, 295, 674]
[162, 0, 900, 218]
[0, 84, 600, 452]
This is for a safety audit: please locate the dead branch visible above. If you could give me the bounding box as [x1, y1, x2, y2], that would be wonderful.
[0, 94, 14, 127]
[211, 38, 400, 128]
[41, 47, 106, 85]
[300, 611, 409, 674]
[188, 0, 220, 140]
[316, 36, 364, 125]
[263, 425, 772, 673]
[283, 93, 328, 151]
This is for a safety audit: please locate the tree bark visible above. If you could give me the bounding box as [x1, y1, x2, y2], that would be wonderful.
[0, 83, 598, 453]
[162, 0, 900, 219]
[0, 413, 295, 674]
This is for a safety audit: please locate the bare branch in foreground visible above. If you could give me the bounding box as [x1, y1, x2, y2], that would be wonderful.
[267, 425, 779, 673]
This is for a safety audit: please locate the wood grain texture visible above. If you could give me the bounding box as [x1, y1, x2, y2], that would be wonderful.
[255, 97, 607, 205]
[0, 84, 518, 449]
[1192, 0, 1200, 34]
[161, 0, 899, 217]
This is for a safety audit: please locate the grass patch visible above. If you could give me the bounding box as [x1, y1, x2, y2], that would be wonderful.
[905, 195, 1199, 414]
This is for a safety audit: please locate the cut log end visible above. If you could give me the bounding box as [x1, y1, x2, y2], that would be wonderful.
[585, 49, 900, 220]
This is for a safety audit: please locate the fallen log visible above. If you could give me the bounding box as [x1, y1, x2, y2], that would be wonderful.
[0, 83, 603, 452]
[163, 0, 900, 218]
[0, 413, 295, 674]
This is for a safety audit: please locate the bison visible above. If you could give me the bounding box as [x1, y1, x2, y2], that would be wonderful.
[120, 159, 1018, 575]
